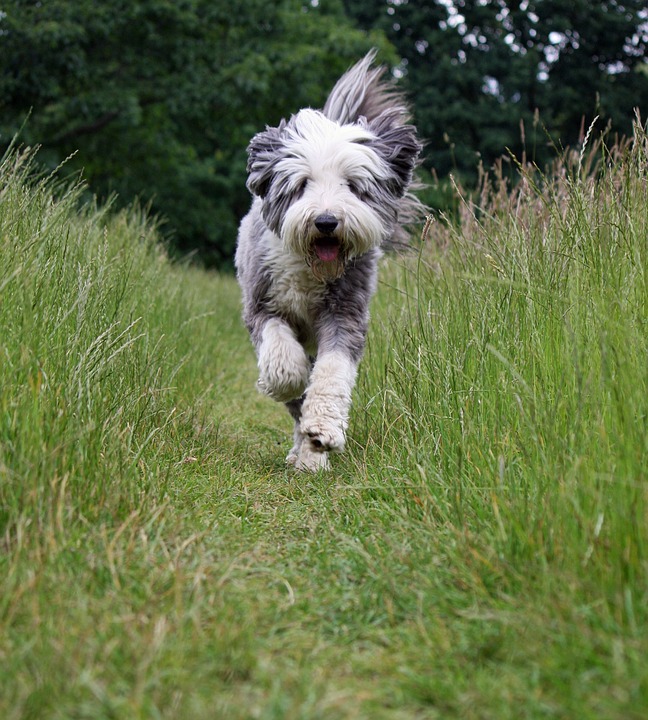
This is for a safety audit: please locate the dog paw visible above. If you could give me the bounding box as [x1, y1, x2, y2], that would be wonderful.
[285, 445, 300, 466]
[257, 346, 310, 403]
[291, 444, 331, 472]
[300, 415, 346, 454]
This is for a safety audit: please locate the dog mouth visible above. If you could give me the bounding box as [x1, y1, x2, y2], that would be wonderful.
[312, 236, 341, 263]
[307, 236, 347, 282]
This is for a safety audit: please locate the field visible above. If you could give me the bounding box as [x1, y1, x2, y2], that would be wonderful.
[1, 128, 646, 719]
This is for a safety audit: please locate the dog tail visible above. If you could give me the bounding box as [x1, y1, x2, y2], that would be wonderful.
[323, 49, 410, 126]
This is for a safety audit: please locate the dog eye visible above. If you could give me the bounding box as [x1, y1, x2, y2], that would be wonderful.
[295, 178, 308, 198]
[347, 180, 363, 197]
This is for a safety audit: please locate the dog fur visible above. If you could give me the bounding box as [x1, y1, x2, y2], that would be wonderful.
[235, 50, 424, 471]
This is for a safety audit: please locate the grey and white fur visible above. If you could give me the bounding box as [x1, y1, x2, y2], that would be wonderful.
[235, 50, 424, 471]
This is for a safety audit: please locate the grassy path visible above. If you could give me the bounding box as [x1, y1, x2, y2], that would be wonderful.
[2, 136, 647, 719]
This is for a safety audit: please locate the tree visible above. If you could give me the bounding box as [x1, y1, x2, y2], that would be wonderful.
[532, 0, 648, 143]
[0, 0, 392, 266]
[343, 0, 648, 178]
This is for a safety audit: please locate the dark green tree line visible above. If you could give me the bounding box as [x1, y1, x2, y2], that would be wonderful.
[1, 0, 646, 266]
[344, 0, 648, 177]
[0, 0, 390, 266]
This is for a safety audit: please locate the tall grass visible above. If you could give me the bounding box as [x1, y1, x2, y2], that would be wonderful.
[1, 122, 646, 719]
[1, 148, 218, 524]
[0, 147, 270, 718]
[354, 119, 647, 715]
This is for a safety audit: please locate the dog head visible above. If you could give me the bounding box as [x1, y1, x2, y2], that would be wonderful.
[246, 107, 420, 281]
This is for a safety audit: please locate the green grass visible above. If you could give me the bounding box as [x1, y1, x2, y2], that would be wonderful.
[1, 124, 646, 720]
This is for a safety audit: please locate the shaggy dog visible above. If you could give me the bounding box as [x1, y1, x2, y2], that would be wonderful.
[235, 50, 424, 471]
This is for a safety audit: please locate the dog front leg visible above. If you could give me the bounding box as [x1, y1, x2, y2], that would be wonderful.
[296, 349, 358, 470]
[255, 317, 311, 403]
[285, 396, 332, 471]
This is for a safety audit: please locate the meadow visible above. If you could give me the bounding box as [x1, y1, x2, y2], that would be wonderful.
[1, 124, 646, 719]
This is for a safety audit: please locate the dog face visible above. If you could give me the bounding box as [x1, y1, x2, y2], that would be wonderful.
[247, 108, 421, 281]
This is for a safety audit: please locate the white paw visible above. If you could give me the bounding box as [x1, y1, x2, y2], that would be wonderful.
[257, 371, 307, 402]
[286, 445, 300, 466]
[300, 413, 346, 454]
[292, 443, 331, 472]
[257, 327, 310, 403]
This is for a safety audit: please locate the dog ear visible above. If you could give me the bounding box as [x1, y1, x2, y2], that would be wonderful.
[368, 111, 422, 196]
[246, 121, 286, 198]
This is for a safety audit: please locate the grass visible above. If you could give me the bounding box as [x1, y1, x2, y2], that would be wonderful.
[1, 122, 646, 719]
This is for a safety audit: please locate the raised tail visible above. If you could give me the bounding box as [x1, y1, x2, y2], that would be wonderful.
[322, 50, 411, 126]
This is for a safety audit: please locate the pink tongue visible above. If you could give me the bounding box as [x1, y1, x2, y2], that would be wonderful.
[314, 240, 340, 262]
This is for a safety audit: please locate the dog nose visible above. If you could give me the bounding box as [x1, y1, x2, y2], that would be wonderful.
[314, 214, 339, 235]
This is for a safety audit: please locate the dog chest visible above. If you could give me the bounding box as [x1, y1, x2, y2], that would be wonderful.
[265, 253, 327, 328]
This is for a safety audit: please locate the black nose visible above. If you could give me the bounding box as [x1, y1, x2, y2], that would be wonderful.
[314, 214, 339, 235]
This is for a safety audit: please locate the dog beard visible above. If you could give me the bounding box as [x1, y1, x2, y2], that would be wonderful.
[306, 238, 348, 282]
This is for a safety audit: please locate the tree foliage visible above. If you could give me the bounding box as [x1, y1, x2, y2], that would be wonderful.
[345, 0, 648, 177]
[1, 0, 647, 266]
[0, 0, 390, 266]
